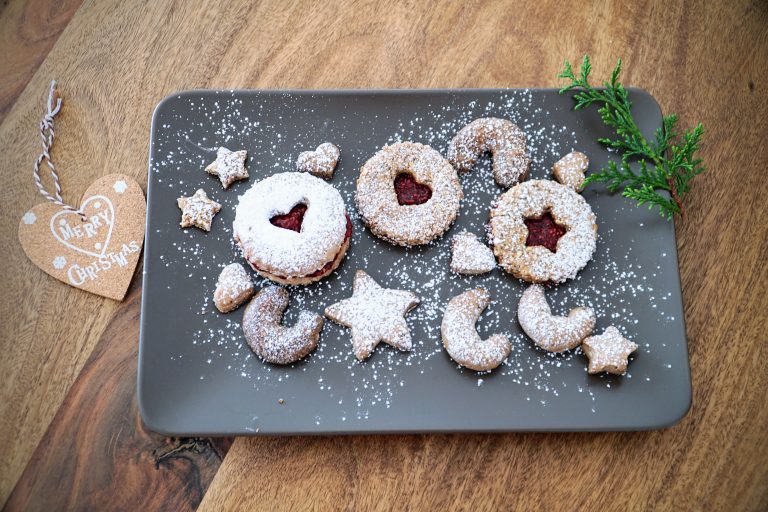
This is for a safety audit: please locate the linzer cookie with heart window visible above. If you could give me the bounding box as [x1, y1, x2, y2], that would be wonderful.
[233, 172, 352, 285]
[355, 142, 462, 246]
[18, 174, 146, 300]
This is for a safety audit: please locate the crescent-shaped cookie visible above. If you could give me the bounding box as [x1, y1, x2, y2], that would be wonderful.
[441, 288, 512, 371]
[242, 286, 323, 364]
[517, 284, 595, 352]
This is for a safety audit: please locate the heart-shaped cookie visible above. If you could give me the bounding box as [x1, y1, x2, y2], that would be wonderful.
[18, 174, 146, 300]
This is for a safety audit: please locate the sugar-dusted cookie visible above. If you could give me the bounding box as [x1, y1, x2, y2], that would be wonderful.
[582, 326, 638, 375]
[324, 270, 420, 361]
[213, 263, 254, 313]
[441, 288, 511, 371]
[205, 147, 248, 189]
[233, 172, 352, 285]
[177, 189, 221, 231]
[450, 230, 496, 275]
[489, 180, 597, 283]
[356, 142, 462, 246]
[552, 151, 588, 192]
[242, 286, 323, 365]
[447, 118, 531, 188]
[296, 142, 340, 179]
[517, 284, 595, 352]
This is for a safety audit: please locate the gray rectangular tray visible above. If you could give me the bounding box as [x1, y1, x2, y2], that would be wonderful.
[139, 88, 691, 435]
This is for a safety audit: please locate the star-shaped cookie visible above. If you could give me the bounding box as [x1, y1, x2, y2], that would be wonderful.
[581, 326, 638, 375]
[177, 189, 221, 231]
[324, 270, 420, 361]
[205, 147, 248, 189]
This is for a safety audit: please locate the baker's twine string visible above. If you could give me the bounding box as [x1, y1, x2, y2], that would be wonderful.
[34, 80, 86, 220]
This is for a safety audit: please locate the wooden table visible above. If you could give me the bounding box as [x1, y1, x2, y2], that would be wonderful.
[1, 1, 766, 510]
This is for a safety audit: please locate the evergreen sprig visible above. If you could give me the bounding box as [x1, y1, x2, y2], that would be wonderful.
[558, 55, 705, 219]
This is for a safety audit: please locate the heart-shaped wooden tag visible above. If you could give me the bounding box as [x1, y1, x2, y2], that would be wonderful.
[18, 174, 146, 300]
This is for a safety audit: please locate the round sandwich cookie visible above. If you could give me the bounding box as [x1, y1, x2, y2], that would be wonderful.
[233, 172, 352, 285]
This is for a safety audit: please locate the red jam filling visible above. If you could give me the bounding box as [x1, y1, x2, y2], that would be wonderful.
[270, 204, 307, 232]
[394, 173, 432, 205]
[524, 212, 566, 253]
[256, 214, 353, 278]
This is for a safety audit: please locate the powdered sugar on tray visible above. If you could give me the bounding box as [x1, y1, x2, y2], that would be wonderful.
[148, 90, 683, 429]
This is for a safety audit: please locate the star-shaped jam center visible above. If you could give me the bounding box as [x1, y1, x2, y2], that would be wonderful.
[524, 212, 566, 252]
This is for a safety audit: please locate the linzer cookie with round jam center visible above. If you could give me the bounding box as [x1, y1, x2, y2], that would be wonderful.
[233, 172, 352, 285]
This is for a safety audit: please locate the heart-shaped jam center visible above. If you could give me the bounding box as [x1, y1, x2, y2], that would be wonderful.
[524, 212, 566, 253]
[270, 204, 307, 232]
[394, 173, 432, 205]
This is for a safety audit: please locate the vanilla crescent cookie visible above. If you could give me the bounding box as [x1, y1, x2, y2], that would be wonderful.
[242, 286, 323, 365]
[447, 118, 531, 188]
[356, 142, 462, 246]
[489, 180, 597, 283]
[441, 288, 512, 371]
[214, 263, 254, 313]
[233, 172, 352, 285]
[517, 284, 595, 352]
[296, 142, 340, 179]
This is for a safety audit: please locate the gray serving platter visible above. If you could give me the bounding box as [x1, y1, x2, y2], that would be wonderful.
[139, 88, 691, 435]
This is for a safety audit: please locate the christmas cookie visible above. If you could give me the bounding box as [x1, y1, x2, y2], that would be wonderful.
[582, 326, 638, 375]
[517, 284, 595, 352]
[552, 151, 588, 192]
[447, 118, 531, 188]
[324, 270, 420, 361]
[296, 142, 340, 179]
[242, 286, 323, 365]
[205, 147, 248, 189]
[177, 189, 221, 231]
[489, 180, 597, 283]
[233, 172, 352, 285]
[441, 288, 511, 371]
[356, 142, 462, 246]
[213, 263, 254, 313]
[450, 230, 495, 275]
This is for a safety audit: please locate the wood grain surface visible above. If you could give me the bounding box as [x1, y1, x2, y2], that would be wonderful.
[1, 0, 767, 510]
[3, 287, 233, 512]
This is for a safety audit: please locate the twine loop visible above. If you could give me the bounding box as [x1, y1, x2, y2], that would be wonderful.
[34, 80, 86, 220]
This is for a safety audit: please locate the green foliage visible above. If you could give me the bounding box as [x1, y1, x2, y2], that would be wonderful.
[558, 55, 705, 219]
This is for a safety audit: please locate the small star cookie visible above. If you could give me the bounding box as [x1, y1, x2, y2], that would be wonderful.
[324, 270, 420, 361]
[206, 147, 248, 189]
[177, 189, 221, 231]
[450, 230, 496, 275]
[582, 326, 638, 375]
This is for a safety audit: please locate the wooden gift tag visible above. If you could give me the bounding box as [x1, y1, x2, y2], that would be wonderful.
[18, 174, 146, 300]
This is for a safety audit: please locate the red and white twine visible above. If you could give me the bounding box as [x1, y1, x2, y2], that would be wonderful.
[34, 80, 86, 219]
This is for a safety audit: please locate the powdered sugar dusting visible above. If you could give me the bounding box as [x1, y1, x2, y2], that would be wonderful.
[233, 172, 347, 277]
[145, 89, 686, 430]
